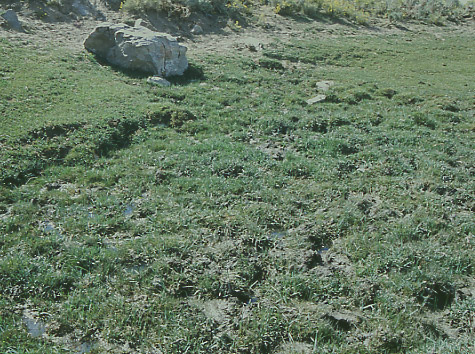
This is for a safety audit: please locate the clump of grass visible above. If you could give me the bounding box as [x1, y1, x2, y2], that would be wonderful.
[271, 0, 373, 23]
[146, 104, 196, 128]
[411, 111, 437, 129]
[258, 57, 285, 70]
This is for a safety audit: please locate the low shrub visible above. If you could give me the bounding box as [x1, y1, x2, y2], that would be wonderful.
[121, 0, 471, 24]
[122, 0, 254, 17]
[270, 0, 472, 24]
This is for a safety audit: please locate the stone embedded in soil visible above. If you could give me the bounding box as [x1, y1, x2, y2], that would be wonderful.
[22, 312, 46, 338]
[275, 341, 313, 354]
[315, 80, 335, 92]
[147, 76, 171, 87]
[134, 18, 155, 31]
[306, 94, 327, 105]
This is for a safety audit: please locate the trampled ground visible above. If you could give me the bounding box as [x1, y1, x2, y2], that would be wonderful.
[1, 2, 474, 353]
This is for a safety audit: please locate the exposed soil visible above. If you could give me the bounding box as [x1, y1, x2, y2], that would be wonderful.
[2, 0, 474, 58]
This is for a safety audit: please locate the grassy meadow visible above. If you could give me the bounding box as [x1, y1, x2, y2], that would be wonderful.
[0, 20, 474, 353]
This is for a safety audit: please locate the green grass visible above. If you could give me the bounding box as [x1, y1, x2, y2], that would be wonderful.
[0, 39, 199, 185]
[0, 26, 474, 353]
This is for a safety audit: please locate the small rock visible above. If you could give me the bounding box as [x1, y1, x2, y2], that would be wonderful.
[275, 341, 313, 354]
[1, 10, 25, 32]
[315, 80, 335, 92]
[134, 18, 154, 31]
[135, 18, 146, 27]
[306, 94, 327, 105]
[244, 38, 264, 52]
[191, 24, 203, 35]
[147, 76, 171, 87]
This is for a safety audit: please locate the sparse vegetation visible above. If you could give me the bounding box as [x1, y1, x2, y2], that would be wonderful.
[122, 0, 253, 18]
[272, 0, 474, 24]
[120, 0, 474, 25]
[1, 2, 474, 354]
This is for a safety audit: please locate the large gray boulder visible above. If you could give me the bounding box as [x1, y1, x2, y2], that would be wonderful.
[1, 10, 25, 32]
[84, 23, 188, 77]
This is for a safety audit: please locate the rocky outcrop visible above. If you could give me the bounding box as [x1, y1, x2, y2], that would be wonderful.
[84, 23, 188, 77]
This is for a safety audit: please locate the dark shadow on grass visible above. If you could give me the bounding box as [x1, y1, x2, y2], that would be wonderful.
[393, 23, 410, 31]
[1, 101, 198, 187]
[167, 63, 206, 85]
[284, 13, 315, 24]
[89, 54, 205, 84]
[283, 12, 360, 28]
[319, 15, 359, 28]
[0, 119, 141, 187]
[90, 55, 150, 79]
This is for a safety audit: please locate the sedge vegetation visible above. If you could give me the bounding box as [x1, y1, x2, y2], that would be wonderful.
[0, 10, 474, 354]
